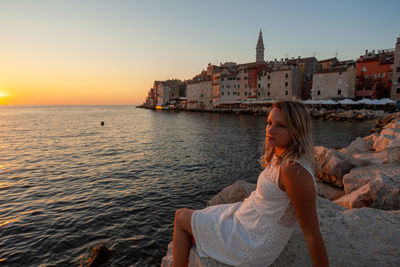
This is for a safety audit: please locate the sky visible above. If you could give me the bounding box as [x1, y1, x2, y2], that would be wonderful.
[0, 0, 399, 105]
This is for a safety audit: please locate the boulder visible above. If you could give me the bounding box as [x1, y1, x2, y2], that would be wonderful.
[363, 133, 379, 150]
[334, 173, 400, 210]
[161, 197, 400, 267]
[383, 118, 400, 129]
[338, 137, 370, 155]
[348, 147, 400, 167]
[316, 181, 345, 201]
[207, 180, 256, 207]
[314, 146, 352, 187]
[342, 164, 400, 194]
[373, 134, 397, 152]
[381, 127, 400, 138]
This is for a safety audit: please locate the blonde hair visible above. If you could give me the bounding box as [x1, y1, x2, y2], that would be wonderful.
[261, 101, 315, 171]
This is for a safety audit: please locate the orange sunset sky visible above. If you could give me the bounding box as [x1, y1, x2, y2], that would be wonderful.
[1, 0, 399, 105]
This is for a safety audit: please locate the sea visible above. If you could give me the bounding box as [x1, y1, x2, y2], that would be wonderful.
[0, 106, 374, 266]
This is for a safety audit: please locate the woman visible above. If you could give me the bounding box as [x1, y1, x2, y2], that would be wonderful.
[172, 101, 329, 267]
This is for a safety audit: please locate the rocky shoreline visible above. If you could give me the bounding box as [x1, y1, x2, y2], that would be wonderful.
[138, 104, 397, 122]
[161, 112, 400, 267]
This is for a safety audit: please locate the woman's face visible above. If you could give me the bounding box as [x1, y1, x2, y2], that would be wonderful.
[266, 107, 293, 154]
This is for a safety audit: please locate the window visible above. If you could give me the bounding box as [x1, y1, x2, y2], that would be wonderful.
[317, 91, 321, 95]
[222, 85, 224, 89]
[245, 84, 248, 88]
[398, 77, 400, 83]
[249, 85, 253, 89]
[238, 92, 240, 96]
[237, 77, 240, 81]
[267, 92, 270, 96]
[285, 82, 288, 86]
[228, 92, 230, 95]
[222, 78, 224, 81]
[267, 83, 270, 88]
[285, 73, 288, 78]
[234, 85, 236, 88]
[356, 87, 363, 91]
[285, 90, 288, 95]
[339, 72, 342, 75]
[258, 92, 261, 96]
[365, 95, 371, 99]
[245, 70, 247, 73]
[222, 92, 224, 95]
[338, 89, 341, 95]
[268, 75, 271, 79]
[366, 86, 372, 91]
[227, 85, 231, 88]
[397, 67, 400, 72]
[397, 88, 400, 94]
[233, 92, 236, 95]
[248, 92, 252, 96]
[258, 84, 261, 88]
[238, 85, 240, 88]
[245, 77, 248, 80]
[245, 92, 247, 96]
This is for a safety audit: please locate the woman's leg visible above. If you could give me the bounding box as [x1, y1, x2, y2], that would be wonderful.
[172, 208, 194, 267]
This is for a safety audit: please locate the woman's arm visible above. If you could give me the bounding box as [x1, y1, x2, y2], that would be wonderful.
[280, 161, 329, 267]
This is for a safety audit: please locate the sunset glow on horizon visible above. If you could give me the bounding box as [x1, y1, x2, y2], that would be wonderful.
[1, 0, 399, 105]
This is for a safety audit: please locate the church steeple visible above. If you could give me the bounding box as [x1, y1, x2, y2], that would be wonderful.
[256, 29, 265, 62]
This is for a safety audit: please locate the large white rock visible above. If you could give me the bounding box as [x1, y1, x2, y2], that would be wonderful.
[316, 180, 345, 201]
[363, 133, 379, 150]
[349, 146, 400, 167]
[334, 173, 400, 210]
[383, 118, 400, 129]
[207, 180, 256, 207]
[314, 146, 352, 187]
[338, 137, 371, 155]
[342, 164, 400, 194]
[373, 134, 397, 152]
[161, 197, 400, 267]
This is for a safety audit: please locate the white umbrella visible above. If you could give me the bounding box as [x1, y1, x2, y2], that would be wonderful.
[357, 98, 375, 105]
[320, 99, 337, 105]
[379, 98, 396, 104]
[338, 99, 357, 105]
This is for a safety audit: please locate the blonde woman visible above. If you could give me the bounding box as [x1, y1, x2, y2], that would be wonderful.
[172, 101, 329, 267]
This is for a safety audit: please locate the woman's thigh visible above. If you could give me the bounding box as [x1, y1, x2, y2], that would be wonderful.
[175, 208, 194, 236]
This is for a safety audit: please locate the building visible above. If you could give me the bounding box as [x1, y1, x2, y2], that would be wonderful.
[287, 57, 319, 99]
[312, 61, 356, 100]
[391, 37, 400, 101]
[261, 61, 302, 100]
[355, 49, 394, 99]
[319, 57, 338, 70]
[153, 79, 186, 106]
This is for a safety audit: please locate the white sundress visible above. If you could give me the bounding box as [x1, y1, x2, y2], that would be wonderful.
[191, 156, 315, 266]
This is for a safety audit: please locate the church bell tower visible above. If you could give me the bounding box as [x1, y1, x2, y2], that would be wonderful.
[256, 29, 265, 62]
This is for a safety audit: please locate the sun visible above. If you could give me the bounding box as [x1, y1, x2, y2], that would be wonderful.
[0, 91, 9, 98]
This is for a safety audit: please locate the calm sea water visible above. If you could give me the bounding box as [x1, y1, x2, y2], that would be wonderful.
[0, 106, 373, 266]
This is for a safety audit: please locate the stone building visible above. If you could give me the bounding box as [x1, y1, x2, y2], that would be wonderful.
[319, 57, 338, 70]
[312, 61, 356, 100]
[391, 37, 400, 101]
[356, 49, 394, 99]
[153, 79, 186, 106]
[261, 61, 302, 100]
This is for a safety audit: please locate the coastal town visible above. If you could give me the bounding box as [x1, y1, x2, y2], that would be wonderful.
[141, 31, 400, 114]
